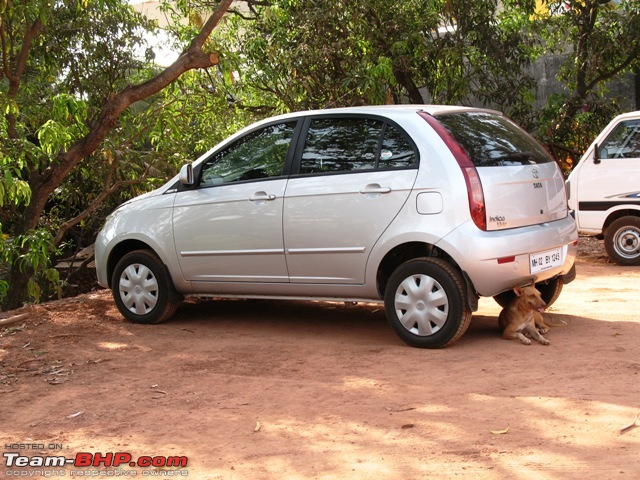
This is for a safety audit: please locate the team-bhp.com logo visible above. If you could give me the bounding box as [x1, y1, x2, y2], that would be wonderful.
[3, 450, 189, 477]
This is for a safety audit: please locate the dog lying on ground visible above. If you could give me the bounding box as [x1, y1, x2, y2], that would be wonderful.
[498, 285, 550, 345]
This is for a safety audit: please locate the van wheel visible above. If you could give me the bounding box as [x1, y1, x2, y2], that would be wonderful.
[112, 250, 181, 324]
[604, 216, 640, 266]
[384, 258, 472, 348]
[493, 277, 563, 309]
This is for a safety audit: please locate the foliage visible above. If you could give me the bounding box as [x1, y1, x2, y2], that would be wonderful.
[150, 1, 280, 155]
[0, 0, 163, 307]
[535, 0, 640, 170]
[1, 0, 235, 309]
[0, 225, 60, 303]
[201, 0, 539, 123]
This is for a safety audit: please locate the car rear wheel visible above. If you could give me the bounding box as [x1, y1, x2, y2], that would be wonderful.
[493, 277, 564, 309]
[384, 257, 472, 348]
[112, 250, 181, 324]
[604, 216, 640, 266]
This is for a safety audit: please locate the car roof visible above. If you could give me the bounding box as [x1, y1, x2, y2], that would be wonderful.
[269, 104, 502, 121]
[611, 110, 640, 122]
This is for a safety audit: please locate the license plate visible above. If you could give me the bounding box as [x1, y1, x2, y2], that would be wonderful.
[530, 247, 563, 274]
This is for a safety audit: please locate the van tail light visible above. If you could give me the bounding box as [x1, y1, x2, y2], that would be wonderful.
[418, 112, 487, 231]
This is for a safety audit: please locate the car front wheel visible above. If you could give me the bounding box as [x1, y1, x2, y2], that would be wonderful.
[604, 216, 640, 266]
[111, 250, 181, 324]
[384, 257, 472, 348]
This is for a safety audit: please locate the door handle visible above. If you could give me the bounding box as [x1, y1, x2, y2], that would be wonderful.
[360, 184, 391, 194]
[249, 192, 277, 202]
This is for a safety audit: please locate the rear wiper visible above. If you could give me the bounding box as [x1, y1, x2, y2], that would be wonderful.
[491, 152, 535, 166]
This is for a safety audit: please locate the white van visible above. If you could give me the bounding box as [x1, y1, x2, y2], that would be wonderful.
[566, 111, 640, 265]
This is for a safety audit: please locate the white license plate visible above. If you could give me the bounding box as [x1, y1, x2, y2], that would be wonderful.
[530, 247, 563, 274]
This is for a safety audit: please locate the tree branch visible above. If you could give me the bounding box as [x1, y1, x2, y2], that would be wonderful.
[53, 175, 141, 247]
[4, 17, 44, 138]
[19, 0, 235, 234]
[7, 18, 43, 92]
[587, 52, 640, 93]
[188, 0, 234, 51]
[0, 22, 9, 81]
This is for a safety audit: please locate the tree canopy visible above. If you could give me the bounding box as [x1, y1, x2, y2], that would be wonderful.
[211, 0, 538, 119]
[537, 0, 640, 166]
[1, 0, 232, 307]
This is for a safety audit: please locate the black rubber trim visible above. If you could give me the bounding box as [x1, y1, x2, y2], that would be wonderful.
[579, 200, 640, 211]
[561, 264, 576, 285]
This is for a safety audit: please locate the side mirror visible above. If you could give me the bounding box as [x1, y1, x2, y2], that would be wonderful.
[179, 164, 194, 186]
[593, 143, 603, 164]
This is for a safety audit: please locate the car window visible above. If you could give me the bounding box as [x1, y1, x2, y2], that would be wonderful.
[299, 117, 416, 174]
[380, 122, 417, 168]
[435, 112, 553, 167]
[599, 119, 640, 159]
[199, 122, 297, 187]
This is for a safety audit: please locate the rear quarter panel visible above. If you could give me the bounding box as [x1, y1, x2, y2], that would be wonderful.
[365, 113, 577, 298]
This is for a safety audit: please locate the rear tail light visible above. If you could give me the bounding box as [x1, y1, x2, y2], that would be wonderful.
[418, 112, 487, 230]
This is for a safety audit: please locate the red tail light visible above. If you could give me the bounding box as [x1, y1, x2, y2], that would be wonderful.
[418, 112, 487, 230]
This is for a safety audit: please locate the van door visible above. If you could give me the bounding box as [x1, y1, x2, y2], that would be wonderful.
[573, 117, 640, 232]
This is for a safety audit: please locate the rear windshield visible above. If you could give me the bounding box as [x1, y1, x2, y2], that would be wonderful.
[435, 112, 553, 167]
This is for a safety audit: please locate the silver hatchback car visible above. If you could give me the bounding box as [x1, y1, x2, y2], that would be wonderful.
[95, 105, 578, 348]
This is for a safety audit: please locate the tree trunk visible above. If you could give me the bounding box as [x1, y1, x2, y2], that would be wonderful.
[6, 270, 32, 311]
[392, 65, 424, 104]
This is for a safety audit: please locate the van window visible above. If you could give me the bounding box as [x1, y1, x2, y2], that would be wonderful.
[599, 119, 640, 159]
[435, 112, 553, 167]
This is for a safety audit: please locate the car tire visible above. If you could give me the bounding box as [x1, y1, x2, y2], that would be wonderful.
[493, 277, 564, 309]
[112, 250, 181, 324]
[536, 277, 564, 306]
[604, 216, 640, 266]
[384, 257, 472, 348]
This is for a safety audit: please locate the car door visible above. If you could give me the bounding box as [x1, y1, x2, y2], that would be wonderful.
[283, 115, 419, 284]
[173, 121, 298, 284]
[574, 117, 640, 231]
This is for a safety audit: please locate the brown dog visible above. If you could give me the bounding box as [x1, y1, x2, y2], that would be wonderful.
[498, 285, 550, 345]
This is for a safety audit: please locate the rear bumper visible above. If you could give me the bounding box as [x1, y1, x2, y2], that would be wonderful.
[438, 215, 578, 298]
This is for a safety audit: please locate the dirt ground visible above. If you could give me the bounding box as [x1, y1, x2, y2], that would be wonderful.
[1, 237, 639, 479]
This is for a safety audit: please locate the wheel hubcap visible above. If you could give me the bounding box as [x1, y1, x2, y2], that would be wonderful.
[393, 274, 449, 336]
[119, 263, 159, 315]
[614, 227, 640, 259]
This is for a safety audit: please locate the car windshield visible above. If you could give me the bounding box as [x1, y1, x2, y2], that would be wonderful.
[435, 112, 553, 167]
[599, 119, 640, 159]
